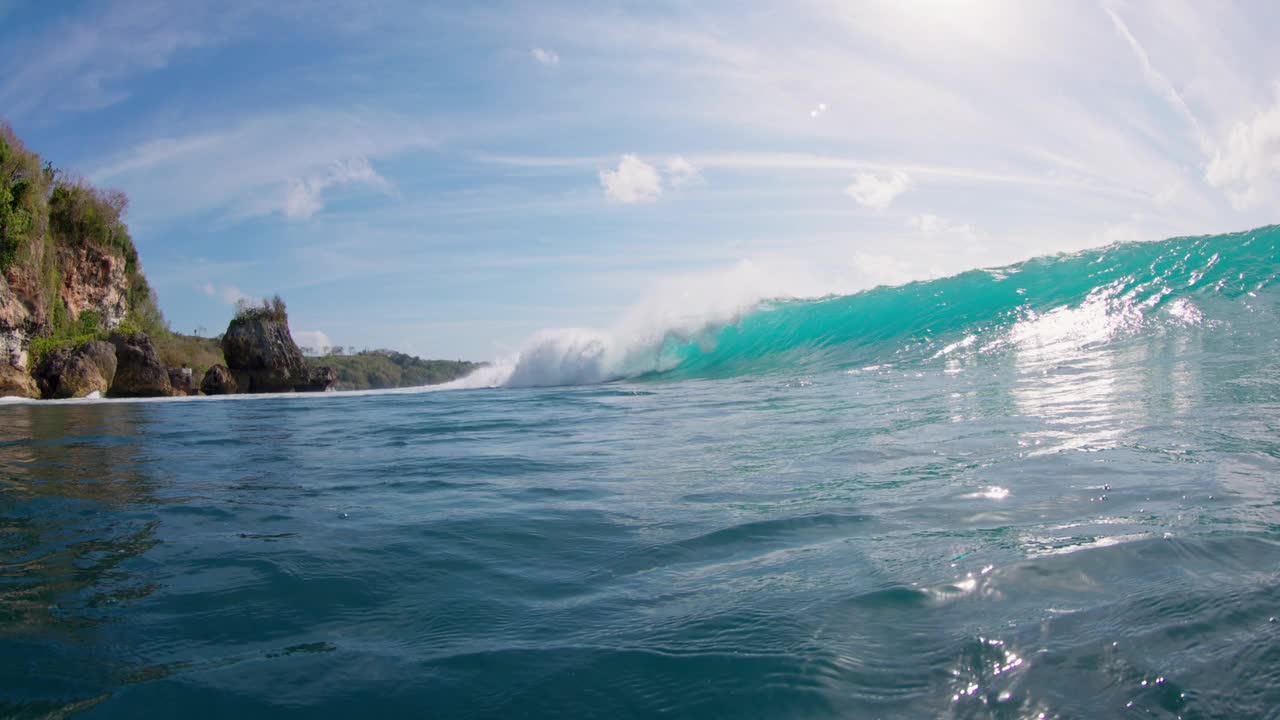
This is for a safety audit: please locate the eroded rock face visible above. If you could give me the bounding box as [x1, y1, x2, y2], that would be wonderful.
[108, 332, 172, 397]
[0, 280, 33, 357]
[59, 245, 130, 328]
[1, 237, 135, 385]
[200, 364, 237, 395]
[2, 245, 48, 334]
[0, 328, 28, 370]
[65, 341, 118, 398]
[296, 365, 337, 392]
[34, 347, 72, 398]
[220, 316, 309, 393]
[0, 362, 38, 398]
[36, 341, 118, 399]
[167, 368, 195, 396]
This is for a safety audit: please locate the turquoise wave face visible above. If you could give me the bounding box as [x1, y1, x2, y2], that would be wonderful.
[654, 225, 1280, 380]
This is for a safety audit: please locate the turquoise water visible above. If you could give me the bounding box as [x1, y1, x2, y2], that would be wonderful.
[5, 227, 1280, 718]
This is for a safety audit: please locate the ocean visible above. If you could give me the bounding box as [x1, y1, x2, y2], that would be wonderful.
[4, 227, 1280, 718]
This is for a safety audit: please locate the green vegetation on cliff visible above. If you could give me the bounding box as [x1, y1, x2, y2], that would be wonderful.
[2, 122, 166, 366]
[233, 294, 288, 323]
[307, 350, 481, 390]
[0, 125, 47, 274]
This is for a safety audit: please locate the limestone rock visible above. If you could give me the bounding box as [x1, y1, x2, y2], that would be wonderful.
[58, 245, 130, 328]
[38, 341, 118, 399]
[220, 315, 309, 393]
[296, 365, 337, 392]
[167, 367, 196, 395]
[33, 347, 73, 398]
[200, 364, 237, 395]
[0, 329, 29, 374]
[107, 332, 172, 397]
[0, 362, 38, 398]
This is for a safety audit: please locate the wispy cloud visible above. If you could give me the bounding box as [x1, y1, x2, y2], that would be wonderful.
[531, 47, 560, 66]
[844, 170, 911, 210]
[285, 157, 394, 220]
[906, 213, 973, 237]
[91, 110, 434, 222]
[201, 282, 251, 305]
[665, 156, 702, 188]
[0, 0, 232, 119]
[1103, 6, 1207, 148]
[1205, 88, 1280, 209]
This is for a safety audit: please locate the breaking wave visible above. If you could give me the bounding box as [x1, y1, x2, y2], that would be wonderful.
[456, 225, 1280, 388]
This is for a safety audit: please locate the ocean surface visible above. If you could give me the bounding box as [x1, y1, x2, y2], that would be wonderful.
[5, 227, 1280, 718]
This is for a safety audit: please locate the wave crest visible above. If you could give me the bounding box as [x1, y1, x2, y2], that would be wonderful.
[454, 226, 1279, 389]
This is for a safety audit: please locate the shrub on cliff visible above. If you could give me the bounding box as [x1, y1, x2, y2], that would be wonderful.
[27, 309, 107, 366]
[234, 294, 288, 323]
[48, 178, 130, 253]
[0, 123, 49, 273]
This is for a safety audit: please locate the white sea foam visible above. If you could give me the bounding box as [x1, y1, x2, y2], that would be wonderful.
[448, 258, 861, 389]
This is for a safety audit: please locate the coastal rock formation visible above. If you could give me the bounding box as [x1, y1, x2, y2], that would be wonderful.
[33, 347, 71, 398]
[221, 312, 334, 393]
[36, 340, 117, 398]
[0, 360, 37, 397]
[200, 364, 237, 395]
[66, 341, 119, 397]
[167, 368, 194, 395]
[296, 365, 337, 392]
[107, 332, 172, 397]
[2, 125, 165, 400]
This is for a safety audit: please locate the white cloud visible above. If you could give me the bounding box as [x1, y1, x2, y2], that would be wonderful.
[90, 110, 432, 222]
[531, 47, 560, 66]
[284, 156, 393, 220]
[844, 170, 911, 209]
[293, 330, 333, 353]
[906, 213, 973, 237]
[201, 282, 251, 305]
[600, 154, 663, 204]
[1206, 89, 1280, 209]
[665, 156, 703, 187]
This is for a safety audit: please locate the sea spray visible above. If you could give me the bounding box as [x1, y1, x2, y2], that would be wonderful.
[456, 226, 1279, 388]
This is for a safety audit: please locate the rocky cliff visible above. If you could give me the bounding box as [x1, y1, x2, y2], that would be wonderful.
[2, 123, 163, 396]
[221, 299, 336, 393]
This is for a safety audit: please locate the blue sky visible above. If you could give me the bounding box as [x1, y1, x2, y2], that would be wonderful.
[3, 0, 1279, 360]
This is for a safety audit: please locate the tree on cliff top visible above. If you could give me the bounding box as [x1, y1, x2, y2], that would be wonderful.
[0, 123, 48, 272]
[49, 174, 132, 254]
